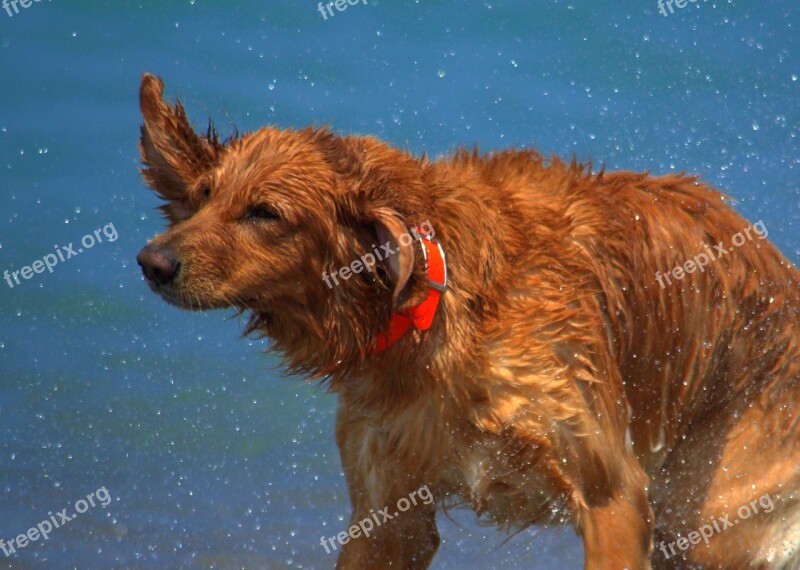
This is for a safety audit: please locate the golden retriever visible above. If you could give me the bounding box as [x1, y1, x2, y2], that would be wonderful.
[136, 73, 799, 569]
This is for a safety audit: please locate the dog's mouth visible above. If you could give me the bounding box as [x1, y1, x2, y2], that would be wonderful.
[143, 277, 261, 313]
[143, 278, 202, 311]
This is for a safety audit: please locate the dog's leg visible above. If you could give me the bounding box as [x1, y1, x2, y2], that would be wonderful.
[576, 455, 654, 570]
[334, 505, 439, 570]
[651, 382, 800, 569]
[334, 405, 440, 570]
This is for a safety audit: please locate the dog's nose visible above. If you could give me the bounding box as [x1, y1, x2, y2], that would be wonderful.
[137, 244, 179, 285]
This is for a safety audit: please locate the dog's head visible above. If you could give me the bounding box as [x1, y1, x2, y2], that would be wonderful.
[136, 74, 434, 376]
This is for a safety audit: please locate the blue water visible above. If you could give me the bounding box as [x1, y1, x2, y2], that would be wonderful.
[0, 1, 797, 568]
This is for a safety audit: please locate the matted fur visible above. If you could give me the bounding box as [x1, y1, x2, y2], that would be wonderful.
[137, 73, 800, 569]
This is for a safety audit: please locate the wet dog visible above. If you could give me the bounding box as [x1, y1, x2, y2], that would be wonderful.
[136, 73, 800, 569]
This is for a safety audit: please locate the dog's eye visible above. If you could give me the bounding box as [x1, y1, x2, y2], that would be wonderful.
[247, 206, 279, 221]
[198, 184, 211, 200]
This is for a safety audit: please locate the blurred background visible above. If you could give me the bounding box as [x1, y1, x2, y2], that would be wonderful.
[0, 1, 797, 568]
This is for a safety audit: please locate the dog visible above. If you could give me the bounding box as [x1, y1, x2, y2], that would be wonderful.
[136, 73, 800, 569]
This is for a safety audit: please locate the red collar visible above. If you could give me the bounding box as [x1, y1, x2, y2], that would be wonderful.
[372, 228, 447, 354]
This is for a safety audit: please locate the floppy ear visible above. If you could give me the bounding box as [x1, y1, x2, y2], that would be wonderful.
[139, 73, 218, 223]
[368, 207, 416, 309]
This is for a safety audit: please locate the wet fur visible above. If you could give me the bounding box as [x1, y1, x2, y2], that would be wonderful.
[137, 74, 800, 569]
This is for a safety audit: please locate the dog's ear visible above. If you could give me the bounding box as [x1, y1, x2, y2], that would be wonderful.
[369, 207, 416, 309]
[139, 73, 218, 223]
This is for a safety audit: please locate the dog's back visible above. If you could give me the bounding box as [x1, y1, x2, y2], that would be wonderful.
[433, 152, 800, 567]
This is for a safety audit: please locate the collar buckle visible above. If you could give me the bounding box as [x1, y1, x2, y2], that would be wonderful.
[414, 228, 447, 293]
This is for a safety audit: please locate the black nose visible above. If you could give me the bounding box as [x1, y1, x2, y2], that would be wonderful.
[137, 245, 179, 286]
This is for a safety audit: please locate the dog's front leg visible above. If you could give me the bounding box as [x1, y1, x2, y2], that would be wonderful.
[334, 406, 440, 570]
[334, 503, 439, 570]
[575, 456, 653, 570]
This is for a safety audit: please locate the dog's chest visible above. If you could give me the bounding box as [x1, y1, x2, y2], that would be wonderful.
[441, 434, 566, 529]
